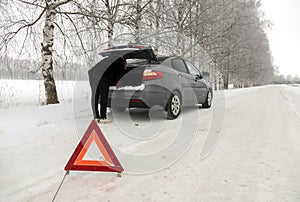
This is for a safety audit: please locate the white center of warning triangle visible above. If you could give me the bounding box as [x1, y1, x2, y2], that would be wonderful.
[82, 141, 105, 161]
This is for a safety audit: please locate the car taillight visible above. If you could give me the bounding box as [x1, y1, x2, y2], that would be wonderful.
[142, 70, 164, 81]
[131, 99, 142, 103]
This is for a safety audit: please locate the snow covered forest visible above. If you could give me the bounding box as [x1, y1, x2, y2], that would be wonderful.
[0, 0, 274, 103]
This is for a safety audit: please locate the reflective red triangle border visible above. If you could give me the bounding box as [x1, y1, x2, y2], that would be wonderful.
[64, 120, 123, 173]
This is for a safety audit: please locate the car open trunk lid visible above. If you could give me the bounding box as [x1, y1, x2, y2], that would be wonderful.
[99, 48, 158, 63]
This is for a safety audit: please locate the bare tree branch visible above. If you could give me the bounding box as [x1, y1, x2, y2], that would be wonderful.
[17, 0, 45, 8]
[63, 13, 87, 55]
[52, 0, 73, 8]
[0, 8, 45, 49]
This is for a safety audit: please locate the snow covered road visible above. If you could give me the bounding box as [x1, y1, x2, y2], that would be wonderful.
[0, 85, 299, 201]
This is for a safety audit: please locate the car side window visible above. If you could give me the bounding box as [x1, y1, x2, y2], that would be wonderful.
[185, 61, 200, 76]
[172, 59, 188, 73]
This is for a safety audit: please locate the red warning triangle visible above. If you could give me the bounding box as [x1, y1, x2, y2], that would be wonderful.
[65, 120, 123, 173]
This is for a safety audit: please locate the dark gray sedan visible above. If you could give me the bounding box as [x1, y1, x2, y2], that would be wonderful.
[94, 45, 213, 119]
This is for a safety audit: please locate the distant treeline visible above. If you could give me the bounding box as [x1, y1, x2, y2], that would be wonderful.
[0, 56, 88, 81]
[273, 74, 300, 84]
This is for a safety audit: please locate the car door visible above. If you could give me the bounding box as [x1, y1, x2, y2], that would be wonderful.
[171, 58, 196, 105]
[184, 60, 208, 103]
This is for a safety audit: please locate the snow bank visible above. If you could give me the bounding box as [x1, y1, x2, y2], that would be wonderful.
[224, 85, 274, 97]
[0, 80, 76, 108]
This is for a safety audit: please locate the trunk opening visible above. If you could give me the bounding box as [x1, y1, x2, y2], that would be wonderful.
[105, 58, 148, 88]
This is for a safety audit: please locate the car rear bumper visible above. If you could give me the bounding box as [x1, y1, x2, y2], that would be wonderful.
[107, 84, 170, 109]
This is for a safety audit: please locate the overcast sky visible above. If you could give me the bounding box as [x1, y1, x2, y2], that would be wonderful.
[261, 0, 300, 76]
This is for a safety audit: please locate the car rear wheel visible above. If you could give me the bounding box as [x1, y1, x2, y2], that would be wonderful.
[202, 90, 212, 108]
[167, 92, 181, 119]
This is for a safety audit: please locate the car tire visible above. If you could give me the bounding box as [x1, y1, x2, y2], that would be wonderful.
[111, 106, 126, 113]
[202, 90, 212, 108]
[166, 91, 181, 119]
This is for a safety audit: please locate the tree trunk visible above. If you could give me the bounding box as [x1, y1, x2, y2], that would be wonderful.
[224, 53, 230, 90]
[105, 0, 119, 48]
[223, 74, 229, 90]
[107, 21, 114, 48]
[135, 0, 142, 43]
[176, 3, 183, 55]
[154, 0, 161, 54]
[41, 4, 59, 104]
[188, 0, 193, 61]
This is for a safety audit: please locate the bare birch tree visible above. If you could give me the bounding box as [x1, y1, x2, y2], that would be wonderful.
[0, 0, 74, 104]
[0, 0, 109, 104]
[41, 0, 73, 104]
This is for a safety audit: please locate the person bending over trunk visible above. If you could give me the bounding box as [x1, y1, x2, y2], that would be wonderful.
[88, 56, 126, 124]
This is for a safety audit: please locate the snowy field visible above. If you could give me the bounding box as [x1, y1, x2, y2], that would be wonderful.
[0, 80, 300, 201]
[0, 80, 76, 108]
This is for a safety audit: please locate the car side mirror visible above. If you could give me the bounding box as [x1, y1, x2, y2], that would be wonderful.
[202, 71, 209, 77]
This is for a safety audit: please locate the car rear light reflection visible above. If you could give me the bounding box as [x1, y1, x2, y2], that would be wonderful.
[133, 45, 145, 49]
[142, 71, 164, 81]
